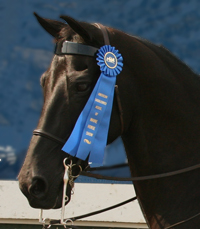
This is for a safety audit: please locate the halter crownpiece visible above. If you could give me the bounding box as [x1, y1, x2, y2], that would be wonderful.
[62, 45, 123, 167]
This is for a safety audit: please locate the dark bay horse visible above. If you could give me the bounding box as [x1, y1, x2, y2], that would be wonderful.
[18, 13, 200, 229]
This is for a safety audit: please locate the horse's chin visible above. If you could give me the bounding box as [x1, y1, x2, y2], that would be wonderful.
[52, 192, 71, 209]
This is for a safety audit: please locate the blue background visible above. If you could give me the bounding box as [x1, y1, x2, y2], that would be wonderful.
[1, 0, 200, 181]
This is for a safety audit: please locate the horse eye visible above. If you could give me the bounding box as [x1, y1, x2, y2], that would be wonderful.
[76, 83, 88, 92]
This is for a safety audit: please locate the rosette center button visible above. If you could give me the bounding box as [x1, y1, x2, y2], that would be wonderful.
[104, 52, 118, 69]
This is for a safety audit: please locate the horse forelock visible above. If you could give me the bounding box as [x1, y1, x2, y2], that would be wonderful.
[54, 22, 106, 49]
[54, 24, 83, 44]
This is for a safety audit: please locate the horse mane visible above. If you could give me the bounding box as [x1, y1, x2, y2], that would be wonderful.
[134, 36, 197, 75]
[54, 25, 82, 43]
[133, 35, 200, 101]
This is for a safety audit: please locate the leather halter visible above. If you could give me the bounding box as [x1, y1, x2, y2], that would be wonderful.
[94, 23, 110, 45]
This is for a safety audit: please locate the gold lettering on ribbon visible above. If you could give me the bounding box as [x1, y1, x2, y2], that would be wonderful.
[90, 118, 98, 124]
[84, 139, 91, 144]
[95, 112, 98, 116]
[88, 125, 95, 130]
[95, 105, 102, 110]
[98, 93, 108, 99]
[95, 98, 107, 105]
[86, 131, 93, 137]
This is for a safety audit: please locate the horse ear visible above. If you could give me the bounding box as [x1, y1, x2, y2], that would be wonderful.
[60, 15, 92, 42]
[34, 12, 67, 38]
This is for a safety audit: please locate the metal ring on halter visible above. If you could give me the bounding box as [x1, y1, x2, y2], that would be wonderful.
[42, 218, 50, 224]
[71, 189, 75, 195]
[63, 219, 73, 228]
[65, 195, 69, 202]
[63, 158, 72, 168]
[41, 218, 51, 229]
[70, 164, 82, 178]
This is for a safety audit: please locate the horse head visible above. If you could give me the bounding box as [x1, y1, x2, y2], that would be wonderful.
[18, 14, 135, 209]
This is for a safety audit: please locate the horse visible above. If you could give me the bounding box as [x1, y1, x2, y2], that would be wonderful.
[18, 13, 200, 229]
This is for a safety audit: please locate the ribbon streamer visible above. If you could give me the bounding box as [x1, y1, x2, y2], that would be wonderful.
[62, 45, 123, 167]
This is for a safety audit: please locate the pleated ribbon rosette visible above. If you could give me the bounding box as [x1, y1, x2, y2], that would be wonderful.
[62, 45, 123, 167]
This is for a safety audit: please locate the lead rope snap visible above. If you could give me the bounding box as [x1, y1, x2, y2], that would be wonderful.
[63, 219, 73, 228]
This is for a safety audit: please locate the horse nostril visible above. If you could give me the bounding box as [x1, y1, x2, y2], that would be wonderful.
[29, 176, 48, 199]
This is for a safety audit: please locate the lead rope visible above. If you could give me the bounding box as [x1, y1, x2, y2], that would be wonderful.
[50, 197, 136, 226]
[164, 211, 200, 229]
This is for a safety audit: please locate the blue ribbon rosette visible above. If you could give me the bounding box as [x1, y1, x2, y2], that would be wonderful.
[62, 45, 123, 167]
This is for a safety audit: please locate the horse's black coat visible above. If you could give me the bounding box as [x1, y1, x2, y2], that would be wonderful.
[18, 14, 200, 229]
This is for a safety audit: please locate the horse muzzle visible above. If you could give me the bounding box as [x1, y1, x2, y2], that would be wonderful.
[19, 176, 72, 209]
[18, 158, 81, 209]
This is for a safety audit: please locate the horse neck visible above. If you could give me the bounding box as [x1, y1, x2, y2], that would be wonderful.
[119, 35, 200, 228]
[121, 35, 200, 171]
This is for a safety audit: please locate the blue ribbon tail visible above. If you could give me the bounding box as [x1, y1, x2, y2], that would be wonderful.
[88, 79, 115, 166]
[62, 45, 123, 167]
[62, 77, 101, 156]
